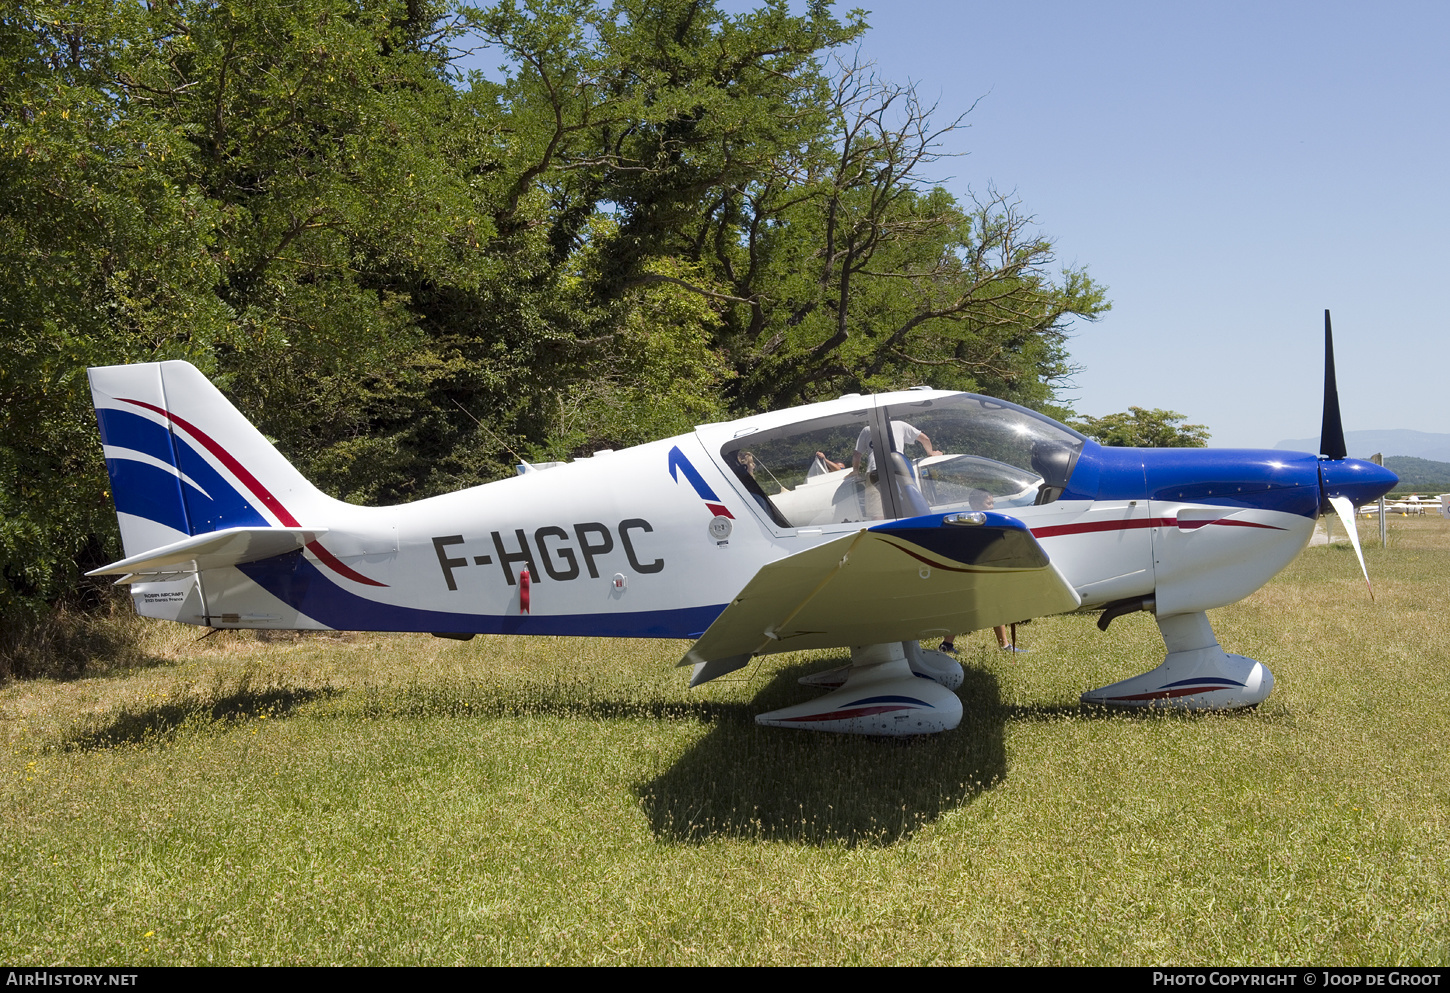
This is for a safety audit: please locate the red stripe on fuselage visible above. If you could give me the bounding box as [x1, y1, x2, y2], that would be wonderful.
[1031, 517, 1169, 538]
[1178, 518, 1283, 531]
[301, 540, 386, 587]
[117, 398, 387, 588]
[1031, 517, 1284, 539]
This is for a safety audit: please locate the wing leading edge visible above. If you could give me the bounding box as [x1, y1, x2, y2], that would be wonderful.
[682, 513, 1081, 685]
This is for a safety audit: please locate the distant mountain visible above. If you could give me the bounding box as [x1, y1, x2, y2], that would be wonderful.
[1383, 457, 1450, 493]
[1274, 429, 1450, 461]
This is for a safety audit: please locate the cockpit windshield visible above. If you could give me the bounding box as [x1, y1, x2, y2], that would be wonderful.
[717, 394, 1085, 528]
[881, 394, 1086, 514]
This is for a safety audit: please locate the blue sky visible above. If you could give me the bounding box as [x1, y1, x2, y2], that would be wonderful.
[836, 1, 1450, 447]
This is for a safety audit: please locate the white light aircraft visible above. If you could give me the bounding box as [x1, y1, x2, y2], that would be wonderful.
[86, 313, 1396, 735]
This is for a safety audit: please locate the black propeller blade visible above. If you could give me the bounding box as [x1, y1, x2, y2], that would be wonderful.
[1319, 309, 1347, 460]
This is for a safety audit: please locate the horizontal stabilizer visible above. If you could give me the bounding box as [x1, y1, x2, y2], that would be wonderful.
[682, 515, 1080, 685]
[87, 527, 328, 582]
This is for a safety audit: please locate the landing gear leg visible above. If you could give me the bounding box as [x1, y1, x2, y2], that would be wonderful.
[799, 639, 964, 691]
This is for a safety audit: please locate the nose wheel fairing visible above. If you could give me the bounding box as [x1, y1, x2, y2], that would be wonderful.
[1081, 610, 1274, 710]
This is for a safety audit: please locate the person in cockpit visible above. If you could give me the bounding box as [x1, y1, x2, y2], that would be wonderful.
[810, 451, 845, 475]
[852, 421, 941, 476]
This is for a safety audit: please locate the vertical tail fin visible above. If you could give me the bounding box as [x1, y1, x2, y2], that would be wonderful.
[89, 361, 330, 559]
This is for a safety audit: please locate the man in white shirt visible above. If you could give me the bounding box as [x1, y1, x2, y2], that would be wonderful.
[852, 420, 941, 517]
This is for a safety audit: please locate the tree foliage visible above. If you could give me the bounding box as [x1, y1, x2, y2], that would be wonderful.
[0, 1, 231, 615]
[1072, 407, 1210, 448]
[1, 0, 1109, 626]
[689, 60, 1107, 411]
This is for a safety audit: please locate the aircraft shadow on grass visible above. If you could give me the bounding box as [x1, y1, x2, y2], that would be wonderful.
[633, 656, 1286, 846]
[56, 654, 1271, 845]
[634, 659, 1009, 847]
[63, 685, 337, 751]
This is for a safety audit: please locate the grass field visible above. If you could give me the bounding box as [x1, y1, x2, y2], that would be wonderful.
[3, 517, 1448, 965]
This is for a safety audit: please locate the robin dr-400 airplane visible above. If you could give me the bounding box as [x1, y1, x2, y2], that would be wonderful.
[87, 313, 1396, 736]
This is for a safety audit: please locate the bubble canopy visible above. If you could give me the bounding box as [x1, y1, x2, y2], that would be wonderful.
[881, 394, 1088, 512]
[716, 392, 1087, 528]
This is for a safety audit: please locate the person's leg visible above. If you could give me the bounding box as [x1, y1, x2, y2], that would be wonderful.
[998, 623, 1030, 653]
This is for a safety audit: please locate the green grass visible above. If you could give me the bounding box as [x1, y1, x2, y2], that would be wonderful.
[3, 518, 1449, 965]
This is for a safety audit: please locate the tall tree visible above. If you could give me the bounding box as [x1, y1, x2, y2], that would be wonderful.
[0, 2, 230, 615]
[471, 5, 1106, 416]
[680, 58, 1109, 412]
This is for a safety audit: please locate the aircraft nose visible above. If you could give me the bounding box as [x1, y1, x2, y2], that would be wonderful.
[1319, 458, 1398, 511]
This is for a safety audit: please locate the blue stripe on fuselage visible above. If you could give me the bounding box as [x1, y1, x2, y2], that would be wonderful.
[668, 445, 721, 502]
[237, 551, 727, 637]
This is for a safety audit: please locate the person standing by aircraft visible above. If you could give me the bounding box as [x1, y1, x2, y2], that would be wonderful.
[853, 420, 941, 517]
[852, 420, 940, 475]
[937, 489, 1027, 656]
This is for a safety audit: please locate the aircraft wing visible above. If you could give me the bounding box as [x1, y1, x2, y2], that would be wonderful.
[682, 514, 1081, 685]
